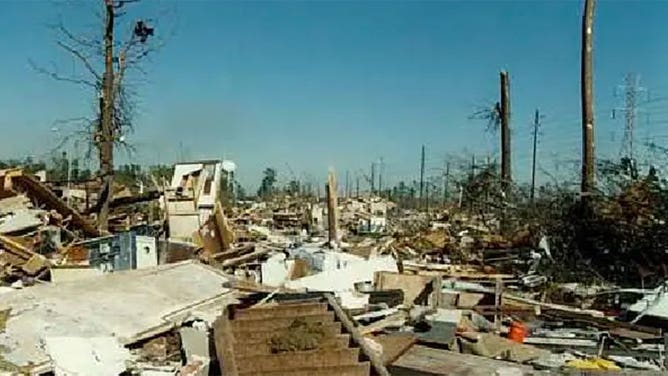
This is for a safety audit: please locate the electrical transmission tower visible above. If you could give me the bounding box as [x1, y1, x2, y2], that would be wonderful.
[613, 73, 647, 160]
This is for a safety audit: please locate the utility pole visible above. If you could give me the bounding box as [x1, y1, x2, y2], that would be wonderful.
[370, 162, 376, 195]
[345, 170, 350, 199]
[500, 71, 511, 188]
[443, 161, 450, 206]
[614, 73, 646, 161]
[356, 175, 360, 198]
[419, 145, 425, 209]
[378, 157, 384, 197]
[98, 0, 116, 231]
[531, 109, 541, 203]
[581, 0, 596, 197]
[425, 181, 430, 212]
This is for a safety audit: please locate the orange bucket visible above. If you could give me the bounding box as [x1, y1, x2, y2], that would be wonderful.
[507, 321, 527, 343]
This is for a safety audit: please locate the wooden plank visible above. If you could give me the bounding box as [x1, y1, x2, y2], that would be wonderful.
[11, 173, 100, 237]
[232, 323, 342, 345]
[374, 271, 440, 306]
[235, 348, 359, 373]
[240, 363, 370, 376]
[231, 312, 335, 333]
[0, 234, 35, 260]
[233, 302, 328, 320]
[222, 247, 273, 268]
[324, 294, 391, 376]
[214, 201, 234, 250]
[390, 345, 533, 376]
[371, 333, 417, 365]
[233, 334, 351, 358]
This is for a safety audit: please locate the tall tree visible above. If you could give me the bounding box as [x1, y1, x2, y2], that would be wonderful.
[33, 0, 158, 231]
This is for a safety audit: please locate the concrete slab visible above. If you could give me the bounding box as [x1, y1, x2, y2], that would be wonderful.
[0, 261, 236, 370]
[44, 336, 130, 376]
[0, 209, 44, 234]
[179, 326, 211, 363]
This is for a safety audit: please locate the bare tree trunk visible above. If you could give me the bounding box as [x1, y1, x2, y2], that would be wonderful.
[326, 171, 338, 248]
[98, 0, 115, 232]
[419, 145, 425, 209]
[581, 0, 596, 197]
[500, 71, 511, 188]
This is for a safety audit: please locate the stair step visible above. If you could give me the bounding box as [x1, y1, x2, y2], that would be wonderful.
[232, 312, 335, 333]
[233, 303, 328, 321]
[233, 322, 342, 344]
[242, 363, 371, 376]
[234, 334, 352, 357]
[235, 348, 360, 373]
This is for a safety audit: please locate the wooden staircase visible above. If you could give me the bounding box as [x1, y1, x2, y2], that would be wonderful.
[214, 297, 379, 376]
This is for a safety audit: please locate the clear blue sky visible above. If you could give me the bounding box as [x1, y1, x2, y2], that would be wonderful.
[1, 1, 668, 190]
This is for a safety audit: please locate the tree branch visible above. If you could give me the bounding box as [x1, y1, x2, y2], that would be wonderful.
[55, 22, 100, 52]
[115, 0, 140, 9]
[56, 41, 101, 81]
[29, 60, 99, 89]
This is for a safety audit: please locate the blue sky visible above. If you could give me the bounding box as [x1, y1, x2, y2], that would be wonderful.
[2, 1, 668, 190]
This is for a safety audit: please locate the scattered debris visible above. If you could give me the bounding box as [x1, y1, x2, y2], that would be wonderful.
[0, 161, 665, 375]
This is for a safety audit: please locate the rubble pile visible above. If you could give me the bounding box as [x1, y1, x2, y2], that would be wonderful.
[2, 161, 668, 376]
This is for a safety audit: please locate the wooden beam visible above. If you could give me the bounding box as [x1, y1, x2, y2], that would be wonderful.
[324, 293, 391, 376]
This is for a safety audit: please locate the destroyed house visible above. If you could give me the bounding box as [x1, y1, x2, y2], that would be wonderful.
[167, 160, 223, 241]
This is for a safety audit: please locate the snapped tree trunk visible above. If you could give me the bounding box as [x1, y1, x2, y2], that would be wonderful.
[500, 71, 511, 188]
[581, 0, 596, 197]
[98, 1, 115, 232]
[326, 171, 338, 248]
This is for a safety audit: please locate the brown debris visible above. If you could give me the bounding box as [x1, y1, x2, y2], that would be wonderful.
[194, 201, 235, 258]
[138, 332, 182, 363]
[0, 169, 99, 237]
[269, 318, 328, 353]
[0, 309, 10, 332]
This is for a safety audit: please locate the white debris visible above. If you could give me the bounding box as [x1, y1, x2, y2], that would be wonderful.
[495, 367, 525, 376]
[44, 336, 130, 376]
[260, 253, 290, 287]
[285, 255, 397, 292]
[607, 355, 661, 371]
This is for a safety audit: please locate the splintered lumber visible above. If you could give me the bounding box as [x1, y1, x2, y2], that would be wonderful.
[215, 201, 235, 249]
[1, 170, 99, 237]
[195, 201, 235, 256]
[0, 235, 50, 276]
[209, 244, 255, 261]
[0, 235, 34, 260]
[501, 293, 661, 336]
[401, 261, 514, 280]
[221, 247, 272, 268]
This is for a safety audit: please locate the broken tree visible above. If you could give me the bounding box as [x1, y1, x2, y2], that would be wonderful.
[33, 0, 158, 232]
